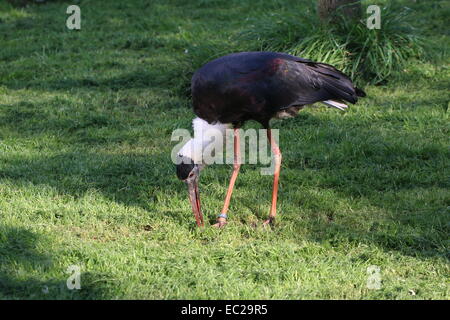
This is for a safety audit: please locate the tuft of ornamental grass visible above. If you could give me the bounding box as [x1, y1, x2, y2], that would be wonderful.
[239, 3, 425, 85]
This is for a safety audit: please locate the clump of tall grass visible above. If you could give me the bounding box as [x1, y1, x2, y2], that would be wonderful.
[239, 3, 425, 85]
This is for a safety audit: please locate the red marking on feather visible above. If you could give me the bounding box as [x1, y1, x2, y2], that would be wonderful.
[238, 58, 284, 84]
[269, 58, 283, 73]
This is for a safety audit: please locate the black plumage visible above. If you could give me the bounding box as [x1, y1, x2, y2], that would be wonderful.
[191, 51, 365, 127]
[178, 51, 366, 228]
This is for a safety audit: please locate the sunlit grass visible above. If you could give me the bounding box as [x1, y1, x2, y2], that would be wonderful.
[0, 0, 449, 299]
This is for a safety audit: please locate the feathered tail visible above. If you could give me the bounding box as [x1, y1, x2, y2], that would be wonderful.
[308, 62, 366, 111]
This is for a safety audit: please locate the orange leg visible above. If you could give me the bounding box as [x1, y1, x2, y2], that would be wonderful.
[263, 128, 281, 225]
[213, 128, 241, 228]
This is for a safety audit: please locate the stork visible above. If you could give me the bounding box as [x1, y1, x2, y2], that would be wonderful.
[175, 51, 365, 228]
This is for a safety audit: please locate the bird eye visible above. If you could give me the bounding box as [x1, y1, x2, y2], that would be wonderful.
[188, 172, 195, 178]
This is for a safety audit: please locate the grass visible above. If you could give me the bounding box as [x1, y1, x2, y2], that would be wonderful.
[240, 1, 427, 84]
[0, 0, 449, 299]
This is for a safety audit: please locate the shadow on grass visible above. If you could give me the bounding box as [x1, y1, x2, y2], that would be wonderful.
[1, 0, 449, 261]
[0, 151, 180, 212]
[4, 69, 190, 94]
[0, 225, 113, 299]
[1, 108, 448, 262]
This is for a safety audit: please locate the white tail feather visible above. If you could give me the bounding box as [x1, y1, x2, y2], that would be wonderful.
[322, 100, 348, 111]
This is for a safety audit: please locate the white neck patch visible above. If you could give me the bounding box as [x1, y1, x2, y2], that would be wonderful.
[178, 117, 230, 164]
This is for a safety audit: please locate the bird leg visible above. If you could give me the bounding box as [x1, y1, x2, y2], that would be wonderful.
[213, 128, 241, 228]
[263, 128, 281, 226]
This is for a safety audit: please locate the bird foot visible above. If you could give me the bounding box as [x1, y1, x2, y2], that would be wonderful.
[262, 217, 275, 227]
[212, 218, 227, 228]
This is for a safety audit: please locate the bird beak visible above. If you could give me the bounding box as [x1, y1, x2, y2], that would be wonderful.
[186, 175, 204, 227]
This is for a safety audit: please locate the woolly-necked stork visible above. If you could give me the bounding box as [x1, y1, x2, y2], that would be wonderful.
[176, 51, 365, 228]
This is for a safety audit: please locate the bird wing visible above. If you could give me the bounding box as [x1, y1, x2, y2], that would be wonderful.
[190, 52, 365, 125]
[271, 55, 365, 110]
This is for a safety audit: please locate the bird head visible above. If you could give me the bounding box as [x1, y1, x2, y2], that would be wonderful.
[176, 156, 203, 227]
[174, 117, 229, 227]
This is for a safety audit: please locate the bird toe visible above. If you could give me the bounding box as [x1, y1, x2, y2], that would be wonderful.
[212, 220, 227, 228]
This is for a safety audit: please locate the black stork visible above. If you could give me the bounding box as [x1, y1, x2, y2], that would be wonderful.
[176, 51, 365, 228]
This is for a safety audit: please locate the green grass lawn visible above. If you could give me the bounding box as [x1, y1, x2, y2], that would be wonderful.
[0, 0, 449, 299]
